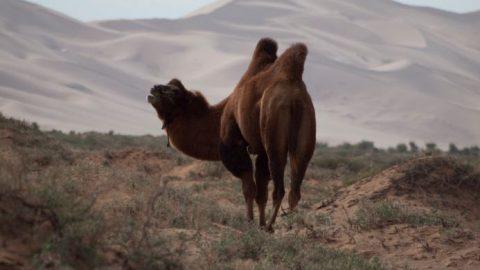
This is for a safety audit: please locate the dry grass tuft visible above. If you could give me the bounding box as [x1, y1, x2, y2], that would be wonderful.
[352, 201, 459, 231]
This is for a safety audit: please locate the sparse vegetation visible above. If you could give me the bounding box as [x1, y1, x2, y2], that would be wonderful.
[210, 228, 384, 270]
[401, 156, 480, 192]
[1, 112, 480, 269]
[308, 141, 413, 185]
[353, 201, 459, 231]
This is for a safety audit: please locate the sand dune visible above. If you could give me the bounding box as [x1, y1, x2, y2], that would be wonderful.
[0, 0, 479, 147]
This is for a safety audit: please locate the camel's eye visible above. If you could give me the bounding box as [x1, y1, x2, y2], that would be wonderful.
[169, 86, 188, 99]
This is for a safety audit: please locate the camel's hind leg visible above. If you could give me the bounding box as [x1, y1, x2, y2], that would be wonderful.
[263, 108, 290, 231]
[288, 150, 314, 210]
[255, 153, 270, 227]
[266, 152, 287, 231]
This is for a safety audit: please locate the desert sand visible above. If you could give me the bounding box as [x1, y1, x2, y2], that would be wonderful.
[0, 0, 479, 147]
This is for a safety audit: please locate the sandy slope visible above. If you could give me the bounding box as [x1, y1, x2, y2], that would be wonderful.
[302, 157, 480, 269]
[1, 0, 479, 147]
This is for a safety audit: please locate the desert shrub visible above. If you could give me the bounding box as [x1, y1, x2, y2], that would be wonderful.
[31, 122, 40, 130]
[408, 142, 418, 153]
[0, 164, 106, 269]
[472, 146, 480, 156]
[454, 146, 480, 157]
[0, 115, 75, 170]
[314, 213, 332, 226]
[148, 184, 249, 231]
[42, 126, 186, 161]
[312, 157, 345, 170]
[31, 168, 106, 268]
[213, 229, 268, 262]
[115, 213, 184, 270]
[209, 229, 384, 270]
[189, 161, 227, 179]
[307, 140, 414, 185]
[400, 156, 480, 192]
[449, 143, 460, 154]
[353, 201, 458, 230]
[357, 141, 376, 151]
[396, 144, 408, 153]
[301, 246, 383, 270]
[425, 142, 438, 153]
[49, 130, 169, 151]
[311, 156, 369, 173]
[283, 211, 310, 229]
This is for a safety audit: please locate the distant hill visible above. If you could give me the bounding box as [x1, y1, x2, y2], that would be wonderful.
[1, 0, 479, 147]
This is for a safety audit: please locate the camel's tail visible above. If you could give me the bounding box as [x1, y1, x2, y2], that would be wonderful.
[275, 43, 308, 81]
[288, 100, 303, 155]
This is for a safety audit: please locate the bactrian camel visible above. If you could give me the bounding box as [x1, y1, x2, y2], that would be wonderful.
[148, 38, 316, 231]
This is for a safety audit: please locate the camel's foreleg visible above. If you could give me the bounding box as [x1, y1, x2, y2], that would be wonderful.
[219, 142, 256, 222]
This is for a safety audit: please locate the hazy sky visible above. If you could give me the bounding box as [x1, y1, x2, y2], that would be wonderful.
[26, 0, 480, 21]
[395, 0, 480, 13]
[26, 0, 215, 21]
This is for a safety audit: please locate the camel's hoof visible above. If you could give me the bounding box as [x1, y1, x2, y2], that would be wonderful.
[280, 207, 296, 217]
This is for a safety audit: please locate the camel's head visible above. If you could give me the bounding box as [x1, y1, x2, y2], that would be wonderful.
[148, 79, 193, 126]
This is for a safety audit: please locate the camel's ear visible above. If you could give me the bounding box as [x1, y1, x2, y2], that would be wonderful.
[168, 78, 186, 91]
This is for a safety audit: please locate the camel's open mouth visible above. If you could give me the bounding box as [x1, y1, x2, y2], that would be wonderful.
[148, 85, 176, 105]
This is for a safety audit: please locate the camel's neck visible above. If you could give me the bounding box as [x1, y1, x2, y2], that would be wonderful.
[165, 97, 227, 161]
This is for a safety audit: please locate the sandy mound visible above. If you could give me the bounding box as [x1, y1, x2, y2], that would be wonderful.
[282, 157, 480, 269]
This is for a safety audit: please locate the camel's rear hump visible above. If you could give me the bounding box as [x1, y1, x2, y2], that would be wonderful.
[275, 43, 308, 81]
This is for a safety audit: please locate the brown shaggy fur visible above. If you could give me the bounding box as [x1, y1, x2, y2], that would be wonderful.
[148, 79, 226, 160]
[148, 38, 316, 230]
